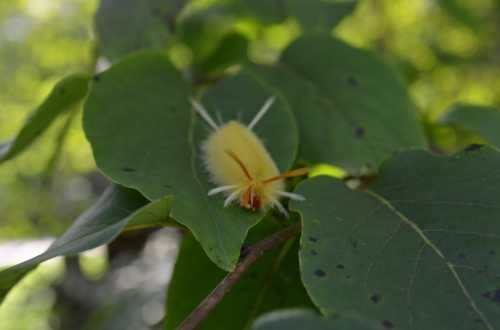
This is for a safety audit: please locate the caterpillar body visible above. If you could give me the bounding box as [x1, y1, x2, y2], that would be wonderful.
[191, 96, 308, 216]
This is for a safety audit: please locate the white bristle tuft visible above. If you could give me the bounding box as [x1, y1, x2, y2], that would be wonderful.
[208, 185, 238, 196]
[277, 191, 306, 201]
[191, 98, 219, 131]
[272, 199, 289, 218]
[215, 110, 224, 126]
[248, 96, 275, 130]
[224, 189, 241, 207]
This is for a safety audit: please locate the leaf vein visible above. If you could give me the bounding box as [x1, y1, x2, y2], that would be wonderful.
[369, 191, 494, 330]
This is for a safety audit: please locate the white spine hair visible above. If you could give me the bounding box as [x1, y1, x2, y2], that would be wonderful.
[248, 96, 275, 130]
[191, 98, 219, 131]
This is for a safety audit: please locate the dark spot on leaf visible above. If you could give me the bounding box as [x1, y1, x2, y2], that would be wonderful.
[347, 75, 359, 86]
[370, 293, 381, 303]
[494, 289, 500, 303]
[336, 264, 345, 269]
[465, 144, 483, 152]
[93, 74, 101, 82]
[489, 250, 496, 255]
[381, 320, 395, 329]
[350, 239, 358, 249]
[59, 88, 66, 95]
[163, 184, 172, 189]
[354, 127, 365, 138]
[346, 274, 351, 279]
[310, 249, 318, 256]
[458, 253, 466, 260]
[309, 236, 318, 243]
[121, 167, 136, 172]
[314, 269, 326, 277]
[482, 289, 500, 303]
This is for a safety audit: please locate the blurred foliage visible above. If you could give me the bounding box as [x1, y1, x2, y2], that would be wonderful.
[336, 0, 500, 120]
[0, 259, 64, 330]
[0, 0, 98, 239]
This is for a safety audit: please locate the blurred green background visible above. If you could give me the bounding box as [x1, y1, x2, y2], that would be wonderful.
[0, 0, 499, 329]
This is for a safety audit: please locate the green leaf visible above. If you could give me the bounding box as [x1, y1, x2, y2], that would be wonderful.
[251, 309, 377, 330]
[235, 0, 357, 28]
[177, 0, 355, 57]
[438, 0, 481, 31]
[442, 104, 500, 148]
[292, 147, 500, 330]
[95, 0, 186, 61]
[165, 220, 313, 330]
[195, 32, 249, 76]
[236, 0, 287, 24]
[0, 185, 173, 305]
[83, 52, 298, 271]
[286, 0, 358, 31]
[176, 4, 236, 63]
[124, 198, 177, 231]
[0, 73, 89, 164]
[249, 34, 427, 173]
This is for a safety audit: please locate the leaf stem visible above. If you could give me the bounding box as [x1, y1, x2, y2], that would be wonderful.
[176, 223, 301, 330]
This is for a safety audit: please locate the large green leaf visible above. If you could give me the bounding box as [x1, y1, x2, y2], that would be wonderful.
[83, 52, 298, 271]
[292, 147, 500, 330]
[251, 309, 377, 330]
[0, 185, 173, 305]
[95, 0, 186, 61]
[442, 104, 500, 148]
[0, 73, 89, 164]
[249, 34, 427, 173]
[165, 219, 313, 330]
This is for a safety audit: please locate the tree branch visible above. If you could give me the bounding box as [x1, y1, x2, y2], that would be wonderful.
[176, 222, 301, 330]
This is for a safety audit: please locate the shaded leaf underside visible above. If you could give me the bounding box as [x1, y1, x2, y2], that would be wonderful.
[0, 73, 89, 164]
[0, 185, 173, 305]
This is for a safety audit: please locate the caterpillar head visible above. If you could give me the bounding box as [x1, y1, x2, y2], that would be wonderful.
[225, 150, 308, 214]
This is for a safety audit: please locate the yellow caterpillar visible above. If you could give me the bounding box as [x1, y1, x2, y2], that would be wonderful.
[191, 96, 308, 216]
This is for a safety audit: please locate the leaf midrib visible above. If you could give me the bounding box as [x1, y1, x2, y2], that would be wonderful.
[368, 190, 494, 330]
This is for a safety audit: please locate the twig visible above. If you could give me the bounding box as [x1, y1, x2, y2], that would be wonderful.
[176, 223, 301, 330]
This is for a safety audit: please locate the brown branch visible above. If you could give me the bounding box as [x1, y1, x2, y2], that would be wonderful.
[176, 223, 301, 330]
